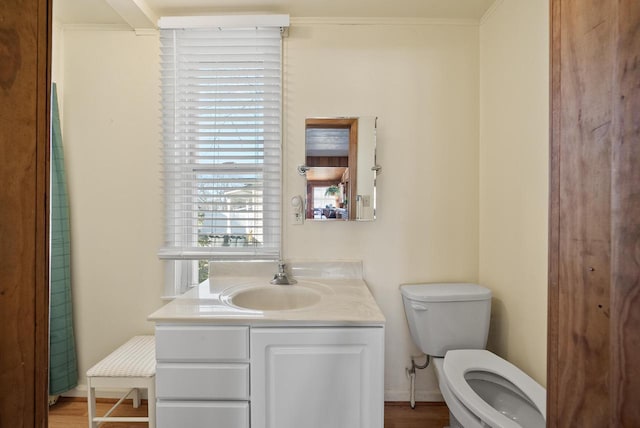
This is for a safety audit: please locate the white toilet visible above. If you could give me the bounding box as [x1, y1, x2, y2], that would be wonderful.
[400, 283, 546, 428]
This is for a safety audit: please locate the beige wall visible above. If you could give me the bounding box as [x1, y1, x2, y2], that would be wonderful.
[60, 28, 163, 393]
[283, 22, 480, 399]
[479, 0, 549, 385]
[58, 21, 479, 400]
[52, 20, 64, 118]
[57, 4, 549, 399]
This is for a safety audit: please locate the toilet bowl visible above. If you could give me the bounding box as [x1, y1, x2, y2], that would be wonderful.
[439, 350, 545, 428]
[400, 283, 546, 428]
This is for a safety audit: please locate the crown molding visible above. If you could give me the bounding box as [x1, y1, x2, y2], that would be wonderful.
[62, 23, 133, 32]
[61, 24, 158, 35]
[135, 28, 159, 36]
[61, 15, 483, 32]
[290, 17, 479, 27]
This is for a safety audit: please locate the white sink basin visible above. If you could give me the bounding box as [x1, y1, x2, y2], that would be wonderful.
[222, 282, 329, 311]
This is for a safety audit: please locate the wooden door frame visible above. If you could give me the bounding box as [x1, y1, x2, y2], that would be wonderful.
[7, 1, 638, 426]
[547, 0, 560, 423]
[0, 0, 51, 427]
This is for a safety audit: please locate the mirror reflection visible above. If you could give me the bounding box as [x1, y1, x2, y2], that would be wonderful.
[303, 117, 377, 221]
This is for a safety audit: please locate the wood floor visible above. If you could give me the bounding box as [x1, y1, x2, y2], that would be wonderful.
[49, 398, 150, 428]
[384, 402, 450, 428]
[49, 398, 450, 428]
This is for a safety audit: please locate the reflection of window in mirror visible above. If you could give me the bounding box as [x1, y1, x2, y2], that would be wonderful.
[304, 118, 358, 220]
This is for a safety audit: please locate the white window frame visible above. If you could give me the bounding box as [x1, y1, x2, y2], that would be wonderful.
[158, 17, 287, 297]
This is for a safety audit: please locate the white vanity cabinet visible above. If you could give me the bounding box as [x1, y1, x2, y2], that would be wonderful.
[250, 327, 384, 428]
[148, 267, 387, 428]
[154, 324, 384, 428]
[154, 325, 250, 428]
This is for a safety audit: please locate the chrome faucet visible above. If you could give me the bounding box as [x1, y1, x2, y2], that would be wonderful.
[270, 262, 297, 285]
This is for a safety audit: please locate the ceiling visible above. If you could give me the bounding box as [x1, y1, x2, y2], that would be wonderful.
[54, 0, 496, 25]
[307, 167, 346, 182]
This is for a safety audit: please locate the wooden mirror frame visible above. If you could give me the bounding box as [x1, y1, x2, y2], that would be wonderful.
[304, 118, 358, 221]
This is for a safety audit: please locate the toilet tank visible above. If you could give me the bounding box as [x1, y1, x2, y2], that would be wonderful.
[400, 283, 492, 357]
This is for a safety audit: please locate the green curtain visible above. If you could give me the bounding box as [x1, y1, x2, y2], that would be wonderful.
[49, 83, 78, 395]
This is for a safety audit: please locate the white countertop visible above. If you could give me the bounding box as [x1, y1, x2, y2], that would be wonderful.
[148, 276, 386, 326]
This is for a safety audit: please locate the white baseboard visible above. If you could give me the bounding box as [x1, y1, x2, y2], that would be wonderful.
[62, 383, 149, 400]
[384, 389, 444, 402]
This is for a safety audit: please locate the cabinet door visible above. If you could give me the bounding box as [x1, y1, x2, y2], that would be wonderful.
[251, 327, 384, 428]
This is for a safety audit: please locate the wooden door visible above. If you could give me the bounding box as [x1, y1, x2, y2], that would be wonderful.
[0, 1, 51, 427]
[548, 0, 640, 425]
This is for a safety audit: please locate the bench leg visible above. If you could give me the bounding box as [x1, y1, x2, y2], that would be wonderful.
[87, 378, 98, 428]
[132, 387, 140, 408]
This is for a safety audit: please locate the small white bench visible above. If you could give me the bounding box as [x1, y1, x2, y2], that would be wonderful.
[86, 335, 156, 428]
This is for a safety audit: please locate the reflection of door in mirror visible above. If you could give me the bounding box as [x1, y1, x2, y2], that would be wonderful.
[304, 118, 358, 220]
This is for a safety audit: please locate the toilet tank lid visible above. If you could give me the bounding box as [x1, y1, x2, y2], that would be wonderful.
[400, 283, 491, 302]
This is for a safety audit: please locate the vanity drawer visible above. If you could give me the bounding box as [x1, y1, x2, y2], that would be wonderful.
[157, 401, 249, 428]
[156, 363, 249, 400]
[156, 325, 249, 361]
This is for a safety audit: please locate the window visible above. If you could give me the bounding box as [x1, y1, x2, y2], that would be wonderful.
[158, 21, 284, 296]
[313, 187, 337, 212]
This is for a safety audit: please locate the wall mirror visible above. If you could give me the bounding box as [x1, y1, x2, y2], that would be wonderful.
[299, 116, 378, 221]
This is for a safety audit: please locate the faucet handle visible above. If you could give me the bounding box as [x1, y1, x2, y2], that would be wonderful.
[271, 262, 297, 285]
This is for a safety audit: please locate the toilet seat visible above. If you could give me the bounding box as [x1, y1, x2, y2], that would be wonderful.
[443, 349, 546, 428]
[433, 358, 481, 428]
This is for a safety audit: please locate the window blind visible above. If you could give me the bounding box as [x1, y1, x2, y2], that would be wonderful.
[159, 26, 282, 262]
